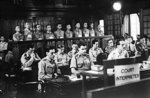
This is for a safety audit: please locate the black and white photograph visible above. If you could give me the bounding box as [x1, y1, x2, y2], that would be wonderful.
[0, 0, 150, 98]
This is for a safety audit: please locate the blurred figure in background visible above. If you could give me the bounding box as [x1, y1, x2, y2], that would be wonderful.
[13, 25, 23, 41]
[83, 22, 90, 37]
[65, 24, 73, 49]
[89, 23, 95, 37]
[0, 36, 8, 60]
[95, 24, 104, 36]
[34, 24, 44, 40]
[54, 24, 64, 39]
[45, 24, 55, 49]
[74, 22, 82, 38]
[45, 24, 55, 39]
[65, 24, 73, 38]
[23, 22, 33, 41]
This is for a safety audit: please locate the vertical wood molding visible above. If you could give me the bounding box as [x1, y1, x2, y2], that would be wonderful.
[140, 9, 143, 36]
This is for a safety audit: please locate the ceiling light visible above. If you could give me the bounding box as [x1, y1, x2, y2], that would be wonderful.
[113, 2, 122, 11]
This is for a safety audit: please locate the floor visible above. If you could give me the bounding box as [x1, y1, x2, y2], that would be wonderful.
[0, 71, 17, 98]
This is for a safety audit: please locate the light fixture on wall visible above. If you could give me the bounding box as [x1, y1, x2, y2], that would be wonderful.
[113, 1, 122, 11]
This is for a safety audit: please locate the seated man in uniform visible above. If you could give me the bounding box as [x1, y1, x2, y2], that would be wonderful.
[55, 45, 70, 74]
[55, 45, 69, 67]
[105, 39, 116, 55]
[70, 41, 93, 75]
[89, 39, 103, 64]
[13, 25, 23, 41]
[107, 39, 129, 60]
[20, 45, 41, 82]
[38, 47, 69, 96]
[38, 47, 57, 81]
[68, 41, 78, 60]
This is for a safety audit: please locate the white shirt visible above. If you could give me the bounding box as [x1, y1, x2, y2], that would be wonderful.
[107, 49, 129, 60]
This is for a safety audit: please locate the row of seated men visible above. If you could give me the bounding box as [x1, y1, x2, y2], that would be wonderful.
[1, 34, 149, 98]
[18, 34, 148, 84]
[2, 34, 149, 77]
[3, 34, 149, 78]
[12, 22, 104, 41]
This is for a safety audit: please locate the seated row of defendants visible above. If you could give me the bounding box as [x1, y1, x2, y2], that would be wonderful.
[19, 35, 148, 84]
[12, 22, 104, 41]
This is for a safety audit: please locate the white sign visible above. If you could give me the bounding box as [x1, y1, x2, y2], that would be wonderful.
[114, 64, 140, 86]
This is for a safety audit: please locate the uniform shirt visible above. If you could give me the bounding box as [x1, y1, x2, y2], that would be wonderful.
[105, 46, 116, 54]
[74, 28, 82, 37]
[44, 31, 55, 39]
[95, 29, 104, 36]
[65, 30, 73, 38]
[89, 29, 95, 37]
[20, 52, 40, 70]
[83, 28, 90, 37]
[24, 29, 33, 41]
[55, 53, 69, 67]
[54, 30, 64, 39]
[107, 49, 129, 60]
[38, 57, 57, 80]
[70, 53, 92, 71]
[13, 32, 24, 41]
[0, 42, 8, 51]
[68, 50, 78, 60]
[34, 31, 44, 40]
[89, 47, 103, 62]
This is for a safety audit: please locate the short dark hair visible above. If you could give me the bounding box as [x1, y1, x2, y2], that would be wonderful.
[72, 41, 77, 45]
[57, 45, 64, 49]
[26, 44, 34, 50]
[46, 24, 51, 27]
[116, 39, 124, 46]
[45, 46, 55, 52]
[107, 39, 113, 43]
[78, 41, 86, 48]
[92, 39, 98, 45]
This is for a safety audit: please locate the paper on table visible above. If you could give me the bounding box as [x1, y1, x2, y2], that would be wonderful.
[67, 75, 82, 81]
[84, 70, 103, 75]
